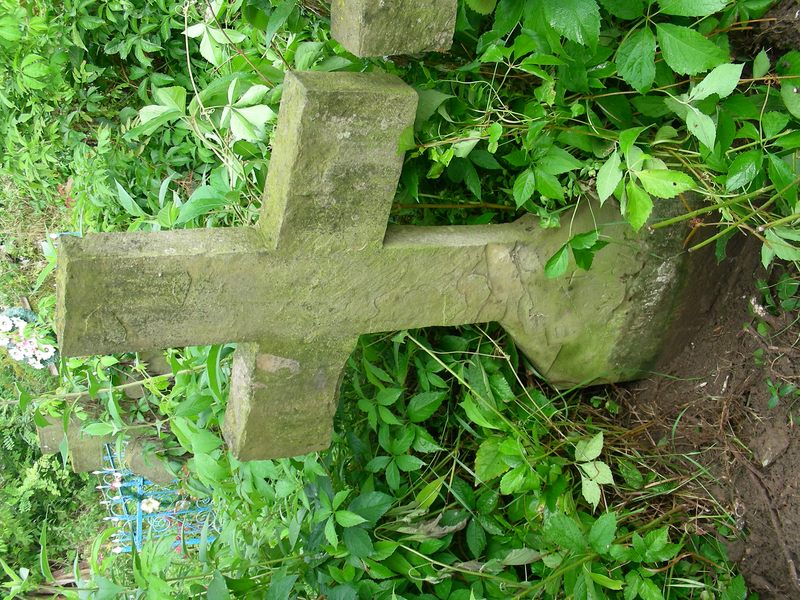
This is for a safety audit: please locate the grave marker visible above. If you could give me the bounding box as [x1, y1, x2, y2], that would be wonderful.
[54, 3, 707, 461]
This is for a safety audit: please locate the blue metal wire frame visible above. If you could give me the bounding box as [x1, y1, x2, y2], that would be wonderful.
[95, 443, 218, 553]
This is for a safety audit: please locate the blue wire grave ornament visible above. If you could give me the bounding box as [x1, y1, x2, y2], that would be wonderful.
[94, 442, 218, 554]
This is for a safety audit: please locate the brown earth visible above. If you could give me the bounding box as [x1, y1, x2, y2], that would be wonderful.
[621, 239, 800, 599]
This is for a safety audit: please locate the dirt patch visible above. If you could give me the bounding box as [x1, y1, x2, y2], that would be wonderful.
[622, 240, 800, 599]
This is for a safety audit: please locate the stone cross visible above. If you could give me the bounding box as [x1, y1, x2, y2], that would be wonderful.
[54, 1, 701, 461]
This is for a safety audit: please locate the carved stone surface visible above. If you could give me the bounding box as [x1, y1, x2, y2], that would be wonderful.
[55, 69, 702, 461]
[37, 417, 109, 473]
[330, 0, 457, 56]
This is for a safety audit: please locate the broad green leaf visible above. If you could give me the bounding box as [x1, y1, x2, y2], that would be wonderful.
[324, 517, 338, 547]
[376, 388, 403, 406]
[765, 229, 800, 261]
[502, 547, 542, 565]
[762, 111, 790, 138]
[725, 151, 762, 191]
[780, 83, 800, 119]
[575, 432, 603, 461]
[658, 0, 727, 17]
[474, 437, 510, 483]
[154, 86, 187, 112]
[689, 63, 744, 101]
[545, 0, 601, 49]
[265, 574, 298, 600]
[81, 421, 115, 437]
[543, 513, 588, 553]
[199, 30, 223, 66]
[753, 49, 770, 79]
[619, 126, 647, 155]
[206, 571, 230, 600]
[598, 0, 644, 19]
[616, 27, 656, 92]
[415, 89, 453, 128]
[465, 0, 497, 14]
[114, 181, 147, 217]
[545, 244, 570, 278]
[265, 0, 296, 45]
[588, 512, 617, 554]
[348, 492, 393, 526]
[493, 0, 525, 36]
[415, 477, 444, 509]
[638, 578, 666, 600]
[625, 181, 653, 231]
[581, 460, 615, 485]
[176, 185, 227, 224]
[460, 395, 503, 429]
[569, 230, 600, 250]
[500, 465, 527, 494]
[395, 454, 425, 472]
[590, 572, 624, 590]
[335, 510, 368, 528]
[767, 152, 798, 208]
[686, 108, 716, 149]
[538, 146, 583, 174]
[535, 169, 564, 200]
[582, 477, 602, 508]
[512, 169, 536, 208]
[466, 519, 486, 558]
[635, 169, 694, 198]
[596, 150, 622, 203]
[408, 391, 446, 422]
[656, 23, 727, 76]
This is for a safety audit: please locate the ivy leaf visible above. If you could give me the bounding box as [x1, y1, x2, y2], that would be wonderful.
[475, 437, 511, 483]
[544, 0, 601, 50]
[725, 151, 762, 191]
[596, 150, 623, 203]
[465, 0, 497, 14]
[616, 27, 656, 92]
[689, 63, 744, 102]
[780, 83, 800, 119]
[598, 0, 644, 19]
[656, 23, 727, 75]
[575, 432, 603, 461]
[753, 49, 770, 79]
[657, 0, 727, 16]
[625, 181, 653, 231]
[686, 108, 717, 149]
[635, 169, 694, 198]
[512, 169, 536, 208]
[545, 244, 570, 279]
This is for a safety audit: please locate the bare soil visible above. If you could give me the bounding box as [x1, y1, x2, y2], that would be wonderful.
[622, 241, 800, 599]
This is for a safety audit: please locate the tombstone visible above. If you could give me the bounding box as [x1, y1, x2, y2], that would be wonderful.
[54, 2, 715, 461]
[37, 416, 109, 472]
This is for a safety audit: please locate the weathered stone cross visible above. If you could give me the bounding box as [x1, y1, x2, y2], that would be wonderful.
[55, 1, 698, 461]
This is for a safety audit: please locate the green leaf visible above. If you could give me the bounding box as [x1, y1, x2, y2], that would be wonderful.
[725, 151, 762, 191]
[658, 0, 727, 17]
[376, 388, 403, 406]
[348, 492, 394, 526]
[466, 519, 487, 558]
[545, 244, 570, 278]
[82, 422, 115, 436]
[686, 108, 717, 149]
[114, 181, 147, 217]
[581, 477, 602, 509]
[408, 391, 446, 422]
[176, 185, 228, 224]
[415, 89, 453, 128]
[415, 477, 444, 509]
[598, 0, 644, 19]
[154, 86, 187, 112]
[395, 454, 425, 472]
[753, 49, 770, 79]
[535, 169, 564, 200]
[625, 181, 653, 231]
[590, 572, 624, 590]
[762, 111, 790, 138]
[502, 547, 542, 565]
[575, 432, 603, 461]
[638, 577, 666, 600]
[545, 0, 601, 49]
[689, 63, 744, 101]
[597, 150, 623, 203]
[768, 153, 798, 208]
[780, 83, 800, 119]
[543, 513, 588, 553]
[616, 27, 656, 92]
[265, 0, 296, 45]
[206, 571, 231, 600]
[538, 146, 583, 174]
[265, 574, 298, 600]
[465, 0, 497, 14]
[512, 169, 536, 208]
[335, 510, 368, 528]
[656, 23, 727, 76]
[461, 394, 503, 429]
[635, 169, 694, 198]
[475, 437, 511, 483]
[588, 512, 617, 554]
[324, 517, 338, 547]
[581, 460, 615, 485]
[343, 527, 373, 559]
[765, 229, 800, 261]
[38, 523, 53, 581]
[493, 0, 525, 36]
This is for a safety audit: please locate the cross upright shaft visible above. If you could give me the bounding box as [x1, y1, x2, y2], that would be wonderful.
[57, 69, 694, 460]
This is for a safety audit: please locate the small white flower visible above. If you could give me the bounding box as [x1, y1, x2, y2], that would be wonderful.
[0, 336, 9, 347]
[35, 344, 55, 360]
[12, 318, 27, 333]
[29, 359, 44, 369]
[8, 347, 24, 361]
[141, 498, 161, 514]
[0, 316, 12, 332]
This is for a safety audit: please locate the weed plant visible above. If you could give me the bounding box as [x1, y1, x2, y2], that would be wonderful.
[2, 0, 799, 598]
